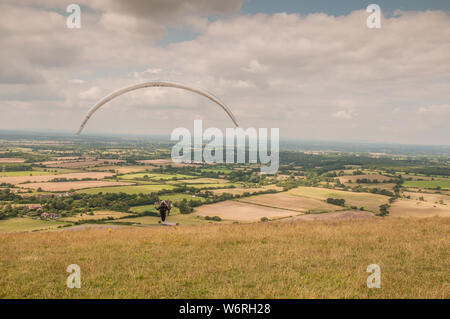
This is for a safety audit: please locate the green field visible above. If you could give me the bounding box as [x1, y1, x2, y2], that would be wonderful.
[200, 168, 233, 174]
[189, 183, 241, 189]
[288, 186, 390, 212]
[0, 168, 80, 177]
[118, 173, 196, 181]
[403, 180, 450, 190]
[159, 193, 207, 202]
[0, 217, 68, 233]
[1, 171, 53, 177]
[77, 184, 176, 194]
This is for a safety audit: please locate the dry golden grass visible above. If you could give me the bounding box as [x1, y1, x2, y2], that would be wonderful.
[390, 192, 450, 217]
[282, 210, 375, 221]
[236, 193, 342, 213]
[193, 200, 297, 221]
[0, 218, 448, 298]
[0, 158, 26, 163]
[288, 187, 390, 212]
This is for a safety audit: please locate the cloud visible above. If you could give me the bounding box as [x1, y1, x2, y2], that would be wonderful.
[0, 3, 449, 144]
[417, 104, 450, 115]
[332, 107, 355, 120]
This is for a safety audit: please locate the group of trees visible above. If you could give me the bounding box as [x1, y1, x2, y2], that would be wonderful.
[326, 198, 346, 206]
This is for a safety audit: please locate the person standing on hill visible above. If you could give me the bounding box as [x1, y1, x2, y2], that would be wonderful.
[154, 200, 172, 222]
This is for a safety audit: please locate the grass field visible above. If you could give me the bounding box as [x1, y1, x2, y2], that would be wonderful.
[60, 210, 133, 222]
[20, 181, 134, 192]
[113, 214, 220, 226]
[389, 192, 450, 218]
[78, 184, 176, 194]
[189, 183, 241, 189]
[288, 187, 390, 213]
[403, 180, 450, 190]
[0, 218, 448, 298]
[0, 171, 56, 177]
[0, 172, 114, 185]
[0, 217, 68, 233]
[194, 200, 299, 221]
[159, 193, 207, 202]
[169, 178, 230, 184]
[118, 173, 196, 181]
[129, 205, 180, 215]
[200, 168, 233, 174]
[206, 185, 284, 195]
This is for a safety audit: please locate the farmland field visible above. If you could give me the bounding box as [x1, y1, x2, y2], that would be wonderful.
[207, 185, 284, 195]
[78, 184, 176, 194]
[188, 183, 241, 189]
[0, 158, 26, 163]
[159, 193, 207, 202]
[60, 210, 133, 222]
[118, 173, 196, 181]
[403, 180, 450, 190]
[0, 217, 68, 233]
[389, 192, 450, 217]
[169, 178, 229, 184]
[0, 170, 58, 177]
[236, 192, 342, 213]
[19, 181, 134, 192]
[288, 187, 390, 213]
[194, 200, 299, 221]
[0, 172, 115, 185]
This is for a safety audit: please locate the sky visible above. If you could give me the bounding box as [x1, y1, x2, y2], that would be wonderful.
[0, 0, 449, 145]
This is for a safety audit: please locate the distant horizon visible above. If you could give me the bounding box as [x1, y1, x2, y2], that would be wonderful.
[1, 129, 450, 151]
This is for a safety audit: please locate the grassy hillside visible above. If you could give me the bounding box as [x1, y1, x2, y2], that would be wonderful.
[0, 218, 448, 298]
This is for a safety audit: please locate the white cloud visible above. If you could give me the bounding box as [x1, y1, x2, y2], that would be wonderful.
[0, 3, 449, 144]
[79, 87, 101, 100]
[417, 104, 450, 115]
[332, 107, 355, 120]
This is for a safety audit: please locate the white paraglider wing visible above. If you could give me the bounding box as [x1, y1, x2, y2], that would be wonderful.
[76, 81, 239, 135]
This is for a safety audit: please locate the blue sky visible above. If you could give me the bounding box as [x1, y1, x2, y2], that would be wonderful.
[159, 0, 450, 46]
[242, 0, 450, 16]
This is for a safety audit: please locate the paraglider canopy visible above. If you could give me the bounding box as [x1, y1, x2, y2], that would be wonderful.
[76, 81, 239, 135]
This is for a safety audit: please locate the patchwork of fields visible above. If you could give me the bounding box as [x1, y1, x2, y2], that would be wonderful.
[78, 184, 176, 194]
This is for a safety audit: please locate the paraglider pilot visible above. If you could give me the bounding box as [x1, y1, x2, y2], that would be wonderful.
[154, 200, 173, 222]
